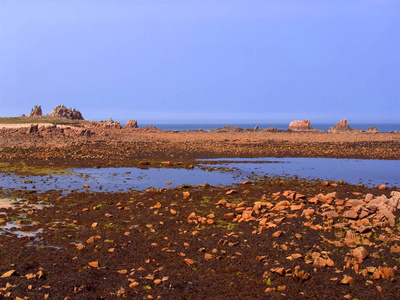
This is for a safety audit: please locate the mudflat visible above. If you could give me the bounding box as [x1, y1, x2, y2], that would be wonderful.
[0, 125, 399, 168]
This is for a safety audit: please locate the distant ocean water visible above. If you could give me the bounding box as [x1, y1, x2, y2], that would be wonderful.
[121, 122, 400, 132]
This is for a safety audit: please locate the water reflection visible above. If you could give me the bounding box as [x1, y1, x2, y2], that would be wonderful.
[0, 157, 398, 193]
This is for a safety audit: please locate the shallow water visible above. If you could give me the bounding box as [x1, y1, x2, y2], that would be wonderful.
[0, 157, 398, 193]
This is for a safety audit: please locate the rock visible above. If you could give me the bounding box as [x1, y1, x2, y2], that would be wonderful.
[380, 267, 394, 280]
[367, 126, 380, 133]
[288, 119, 312, 131]
[313, 256, 327, 268]
[277, 285, 286, 291]
[328, 119, 352, 133]
[301, 208, 315, 217]
[352, 247, 369, 261]
[365, 194, 374, 202]
[272, 200, 290, 211]
[223, 213, 236, 220]
[129, 281, 139, 290]
[125, 120, 138, 128]
[88, 261, 99, 268]
[344, 210, 358, 219]
[1, 270, 15, 278]
[344, 230, 357, 247]
[27, 124, 39, 134]
[341, 275, 354, 285]
[29, 105, 42, 117]
[322, 211, 339, 219]
[356, 225, 372, 234]
[48, 105, 84, 120]
[379, 184, 387, 190]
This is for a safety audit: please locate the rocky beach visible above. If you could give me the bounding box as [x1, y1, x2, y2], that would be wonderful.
[0, 108, 400, 299]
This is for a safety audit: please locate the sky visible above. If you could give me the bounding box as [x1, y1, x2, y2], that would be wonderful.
[0, 0, 399, 124]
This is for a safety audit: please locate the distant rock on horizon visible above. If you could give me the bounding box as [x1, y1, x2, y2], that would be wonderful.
[288, 119, 313, 131]
[29, 105, 42, 117]
[328, 119, 353, 133]
[125, 120, 138, 128]
[48, 105, 84, 120]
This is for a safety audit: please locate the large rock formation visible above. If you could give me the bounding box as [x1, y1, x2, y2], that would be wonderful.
[48, 105, 84, 120]
[29, 105, 42, 117]
[288, 119, 313, 131]
[125, 120, 138, 128]
[367, 126, 380, 133]
[329, 119, 352, 133]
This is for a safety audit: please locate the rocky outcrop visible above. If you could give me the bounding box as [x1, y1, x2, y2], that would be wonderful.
[328, 119, 353, 133]
[367, 126, 380, 133]
[29, 105, 42, 117]
[92, 120, 123, 129]
[48, 105, 84, 120]
[27, 124, 39, 134]
[125, 120, 138, 128]
[211, 126, 245, 133]
[288, 119, 312, 131]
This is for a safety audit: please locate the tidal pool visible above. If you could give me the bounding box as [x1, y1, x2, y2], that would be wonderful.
[0, 157, 398, 193]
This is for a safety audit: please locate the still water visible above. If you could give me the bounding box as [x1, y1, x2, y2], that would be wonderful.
[0, 157, 398, 193]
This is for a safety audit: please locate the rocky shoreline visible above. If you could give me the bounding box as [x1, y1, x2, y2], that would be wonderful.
[0, 107, 399, 299]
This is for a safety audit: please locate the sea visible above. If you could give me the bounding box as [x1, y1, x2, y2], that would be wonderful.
[120, 122, 400, 132]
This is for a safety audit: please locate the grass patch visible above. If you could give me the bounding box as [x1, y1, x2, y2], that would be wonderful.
[0, 162, 73, 175]
[0, 116, 88, 125]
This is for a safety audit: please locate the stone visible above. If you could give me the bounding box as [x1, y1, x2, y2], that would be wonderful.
[344, 230, 357, 247]
[125, 120, 138, 128]
[288, 119, 312, 131]
[341, 275, 354, 285]
[129, 282, 139, 290]
[356, 225, 372, 234]
[329, 119, 352, 133]
[365, 194, 374, 202]
[27, 124, 39, 134]
[352, 247, 369, 261]
[325, 192, 338, 200]
[48, 105, 84, 120]
[29, 105, 42, 117]
[322, 211, 339, 219]
[272, 200, 290, 211]
[88, 261, 99, 268]
[1, 270, 15, 278]
[223, 213, 236, 220]
[344, 210, 358, 219]
[301, 208, 315, 217]
[380, 267, 394, 280]
[366, 126, 380, 133]
[313, 256, 327, 268]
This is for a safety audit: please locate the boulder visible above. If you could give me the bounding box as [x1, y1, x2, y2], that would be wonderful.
[288, 119, 312, 131]
[92, 120, 123, 129]
[48, 105, 84, 120]
[328, 119, 353, 133]
[27, 124, 39, 134]
[29, 105, 42, 117]
[367, 126, 380, 133]
[125, 120, 138, 128]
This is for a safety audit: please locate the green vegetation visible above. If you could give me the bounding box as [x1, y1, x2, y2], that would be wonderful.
[0, 116, 88, 124]
[0, 162, 73, 175]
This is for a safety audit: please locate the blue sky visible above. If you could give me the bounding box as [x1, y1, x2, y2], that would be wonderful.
[1, 0, 399, 124]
